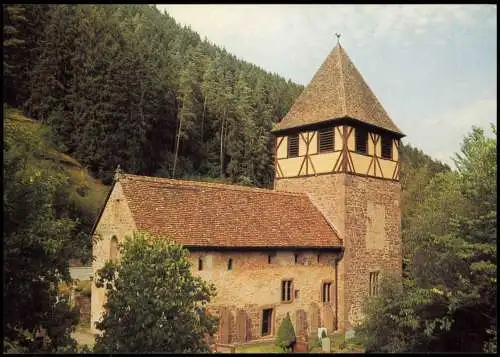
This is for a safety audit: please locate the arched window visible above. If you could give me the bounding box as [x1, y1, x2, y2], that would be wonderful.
[110, 236, 119, 263]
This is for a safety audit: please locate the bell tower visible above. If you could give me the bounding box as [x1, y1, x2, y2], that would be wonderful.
[272, 41, 405, 330]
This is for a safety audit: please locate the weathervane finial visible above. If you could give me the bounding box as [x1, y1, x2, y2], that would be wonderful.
[335, 33, 341, 47]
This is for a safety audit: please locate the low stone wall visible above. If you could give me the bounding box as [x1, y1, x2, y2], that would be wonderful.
[214, 343, 236, 353]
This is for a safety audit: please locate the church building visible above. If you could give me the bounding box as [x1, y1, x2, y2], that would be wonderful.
[90, 41, 405, 344]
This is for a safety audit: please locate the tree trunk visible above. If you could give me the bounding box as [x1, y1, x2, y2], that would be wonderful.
[173, 101, 184, 178]
[220, 107, 226, 178]
[139, 79, 145, 125]
[201, 97, 206, 146]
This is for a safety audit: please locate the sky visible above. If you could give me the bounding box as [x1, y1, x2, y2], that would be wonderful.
[156, 4, 497, 168]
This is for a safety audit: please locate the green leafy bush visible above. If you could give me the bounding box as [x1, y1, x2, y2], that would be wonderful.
[276, 313, 296, 352]
[308, 333, 321, 351]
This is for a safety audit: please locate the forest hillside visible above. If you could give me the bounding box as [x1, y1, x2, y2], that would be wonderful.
[4, 4, 303, 187]
[3, 3, 452, 261]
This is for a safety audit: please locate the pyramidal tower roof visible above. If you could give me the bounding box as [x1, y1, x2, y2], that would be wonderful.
[273, 43, 404, 137]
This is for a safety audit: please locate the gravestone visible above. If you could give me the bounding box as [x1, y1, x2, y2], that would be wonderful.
[246, 310, 254, 341]
[317, 327, 328, 340]
[218, 307, 231, 344]
[293, 334, 309, 352]
[235, 309, 248, 343]
[321, 304, 335, 332]
[295, 309, 307, 337]
[308, 302, 320, 335]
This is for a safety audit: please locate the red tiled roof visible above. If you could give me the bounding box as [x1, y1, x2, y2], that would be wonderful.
[118, 174, 342, 249]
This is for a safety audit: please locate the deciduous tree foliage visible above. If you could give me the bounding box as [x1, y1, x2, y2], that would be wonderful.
[93, 232, 218, 353]
[357, 125, 497, 353]
[3, 107, 82, 353]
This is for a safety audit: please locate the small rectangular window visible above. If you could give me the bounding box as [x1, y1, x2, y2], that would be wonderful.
[294, 253, 298, 264]
[381, 135, 393, 160]
[198, 258, 203, 271]
[281, 280, 293, 302]
[287, 134, 299, 158]
[369, 271, 379, 297]
[318, 127, 334, 153]
[322, 282, 332, 303]
[355, 128, 368, 154]
[268, 253, 276, 264]
[262, 308, 273, 336]
[228, 258, 233, 270]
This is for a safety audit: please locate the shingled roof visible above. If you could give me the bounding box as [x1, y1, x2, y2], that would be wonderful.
[273, 43, 404, 136]
[116, 174, 342, 249]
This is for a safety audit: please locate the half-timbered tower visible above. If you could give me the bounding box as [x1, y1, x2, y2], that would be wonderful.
[272, 42, 405, 329]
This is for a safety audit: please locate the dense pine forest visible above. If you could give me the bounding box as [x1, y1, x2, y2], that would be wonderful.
[3, 4, 303, 187]
[3, 4, 496, 354]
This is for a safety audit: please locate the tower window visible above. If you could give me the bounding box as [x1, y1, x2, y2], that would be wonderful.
[228, 258, 233, 270]
[355, 128, 368, 154]
[281, 280, 293, 302]
[369, 271, 379, 297]
[381, 135, 393, 160]
[287, 134, 299, 158]
[322, 282, 332, 303]
[318, 127, 334, 153]
[198, 257, 203, 271]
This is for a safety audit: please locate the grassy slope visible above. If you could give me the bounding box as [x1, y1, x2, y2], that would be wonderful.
[4, 106, 110, 248]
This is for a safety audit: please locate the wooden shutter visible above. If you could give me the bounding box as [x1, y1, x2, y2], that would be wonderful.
[318, 127, 334, 152]
[287, 134, 299, 157]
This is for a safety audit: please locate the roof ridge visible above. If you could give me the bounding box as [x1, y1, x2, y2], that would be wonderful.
[305, 192, 344, 245]
[120, 173, 305, 197]
[337, 45, 348, 116]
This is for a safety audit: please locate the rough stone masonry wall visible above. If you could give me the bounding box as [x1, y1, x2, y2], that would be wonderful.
[275, 173, 402, 330]
[76, 294, 91, 325]
[91, 180, 342, 340]
[91, 182, 137, 334]
[275, 174, 347, 331]
[189, 250, 341, 343]
[343, 175, 402, 329]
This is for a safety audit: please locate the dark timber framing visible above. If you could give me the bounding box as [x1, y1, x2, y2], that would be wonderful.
[274, 121, 402, 181]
